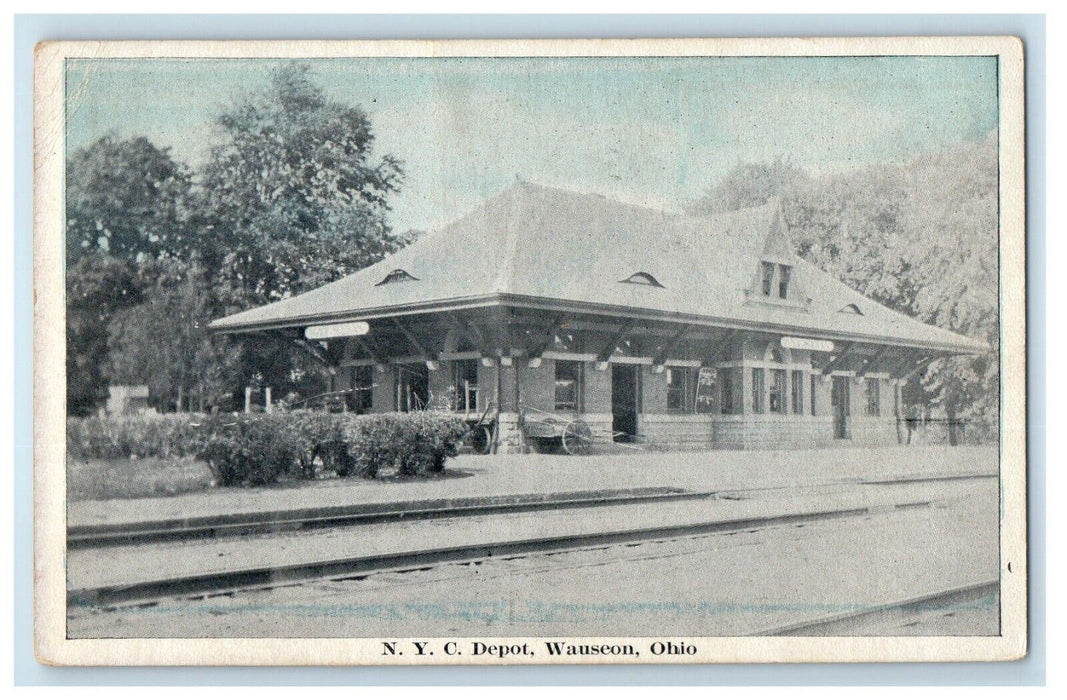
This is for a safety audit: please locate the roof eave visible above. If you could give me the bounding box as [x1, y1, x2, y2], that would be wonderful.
[210, 292, 987, 356]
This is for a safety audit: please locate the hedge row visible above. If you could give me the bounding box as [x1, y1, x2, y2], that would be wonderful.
[66, 414, 205, 460]
[67, 411, 470, 487]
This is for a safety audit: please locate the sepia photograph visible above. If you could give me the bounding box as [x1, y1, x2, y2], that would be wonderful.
[33, 37, 1026, 665]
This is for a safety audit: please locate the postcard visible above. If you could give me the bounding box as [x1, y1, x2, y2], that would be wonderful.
[34, 36, 1026, 665]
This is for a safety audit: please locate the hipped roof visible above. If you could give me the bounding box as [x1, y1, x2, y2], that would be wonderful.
[211, 182, 986, 354]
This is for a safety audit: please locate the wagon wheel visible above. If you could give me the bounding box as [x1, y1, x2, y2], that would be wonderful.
[469, 424, 493, 455]
[562, 419, 594, 455]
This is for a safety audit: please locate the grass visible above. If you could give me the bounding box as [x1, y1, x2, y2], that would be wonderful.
[67, 457, 216, 501]
[65, 457, 474, 502]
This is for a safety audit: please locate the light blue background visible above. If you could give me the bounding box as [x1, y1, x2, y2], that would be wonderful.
[13, 13, 1046, 686]
[63, 54, 999, 234]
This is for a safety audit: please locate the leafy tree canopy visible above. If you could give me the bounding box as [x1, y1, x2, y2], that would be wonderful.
[198, 62, 407, 302]
[691, 132, 999, 441]
[65, 136, 194, 264]
[66, 62, 410, 414]
[107, 259, 244, 412]
[66, 253, 143, 415]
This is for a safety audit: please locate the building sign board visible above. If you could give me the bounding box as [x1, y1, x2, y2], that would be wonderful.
[305, 321, 370, 340]
[781, 336, 835, 353]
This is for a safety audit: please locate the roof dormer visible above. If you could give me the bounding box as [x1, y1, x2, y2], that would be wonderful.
[619, 271, 664, 288]
[745, 203, 810, 310]
[376, 269, 419, 286]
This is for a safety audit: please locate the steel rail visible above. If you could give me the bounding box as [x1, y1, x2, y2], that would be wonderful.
[67, 487, 703, 549]
[759, 579, 1000, 636]
[68, 499, 935, 609]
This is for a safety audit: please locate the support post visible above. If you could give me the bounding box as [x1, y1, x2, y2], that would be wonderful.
[265, 387, 272, 413]
[244, 386, 252, 414]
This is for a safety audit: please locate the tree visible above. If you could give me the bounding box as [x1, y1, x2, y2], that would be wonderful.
[191, 61, 411, 403]
[197, 61, 407, 302]
[694, 134, 999, 442]
[65, 136, 194, 264]
[688, 157, 809, 216]
[65, 137, 195, 414]
[66, 253, 143, 415]
[107, 261, 243, 412]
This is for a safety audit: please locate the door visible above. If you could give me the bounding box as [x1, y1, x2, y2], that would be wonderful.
[831, 375, 851, 439]
[611, 365, 639, 442]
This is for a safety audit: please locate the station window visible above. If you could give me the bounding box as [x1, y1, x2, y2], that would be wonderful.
[666, 367, 693, 414]
[791, 370, 804, 415]
[348, 365, 373, 413]
[555, 360, 583, 412]
[751, 368, 766, 414]
[769, 368, 786, 414]
[865, 378, 881, 416]
[778, 264, 792, 298]
[760, 262, 775, 296]
[452, 359, 479, 413]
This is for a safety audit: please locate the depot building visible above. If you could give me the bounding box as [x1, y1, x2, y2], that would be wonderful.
[211, 182, 986, 452]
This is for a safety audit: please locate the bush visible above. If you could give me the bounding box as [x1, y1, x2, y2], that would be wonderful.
[67, 413, 206, 460]
[195, 413, 300, 487]
[340, 412, 468, 478]
[286, 411, 354, 479]
[67, 410, 470, 488]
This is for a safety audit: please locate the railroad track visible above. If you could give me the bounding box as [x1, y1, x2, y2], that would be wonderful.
[69, 497, 940, 609]
[67, 487, 704, 549]
[69, 472, 996, 550]
[760, 580, 1000, 636]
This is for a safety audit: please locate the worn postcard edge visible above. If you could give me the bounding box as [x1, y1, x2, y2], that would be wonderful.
[32, 35, 1028, 666]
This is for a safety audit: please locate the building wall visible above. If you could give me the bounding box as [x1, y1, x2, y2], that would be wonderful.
[357, 336, 907, 452]
[499, 363, 519, 412]
[371, 366, 394, 412]
[477, 363, 496, 412]
[812, 375, 832, 417]
[585, 365, 612, 414]
[639, 414, 716, 447]
[519, 361, 555, 413]
[641, 365, 667, 413]
[713, 414, 836, 450]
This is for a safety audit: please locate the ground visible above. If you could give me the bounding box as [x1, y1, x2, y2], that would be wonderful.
[66, 478, 998, 638]
[65, 445, 1001, 640]
[68, 444, 997, 527]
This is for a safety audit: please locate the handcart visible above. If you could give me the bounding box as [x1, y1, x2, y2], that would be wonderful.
[519, 405, 595, 455]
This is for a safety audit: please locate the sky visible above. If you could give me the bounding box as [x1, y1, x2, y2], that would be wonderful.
[65, 56, 998, 234]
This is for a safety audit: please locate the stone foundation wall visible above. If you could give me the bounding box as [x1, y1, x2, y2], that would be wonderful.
[711, 415, 836, 450]
[639, 414, 716, 448]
